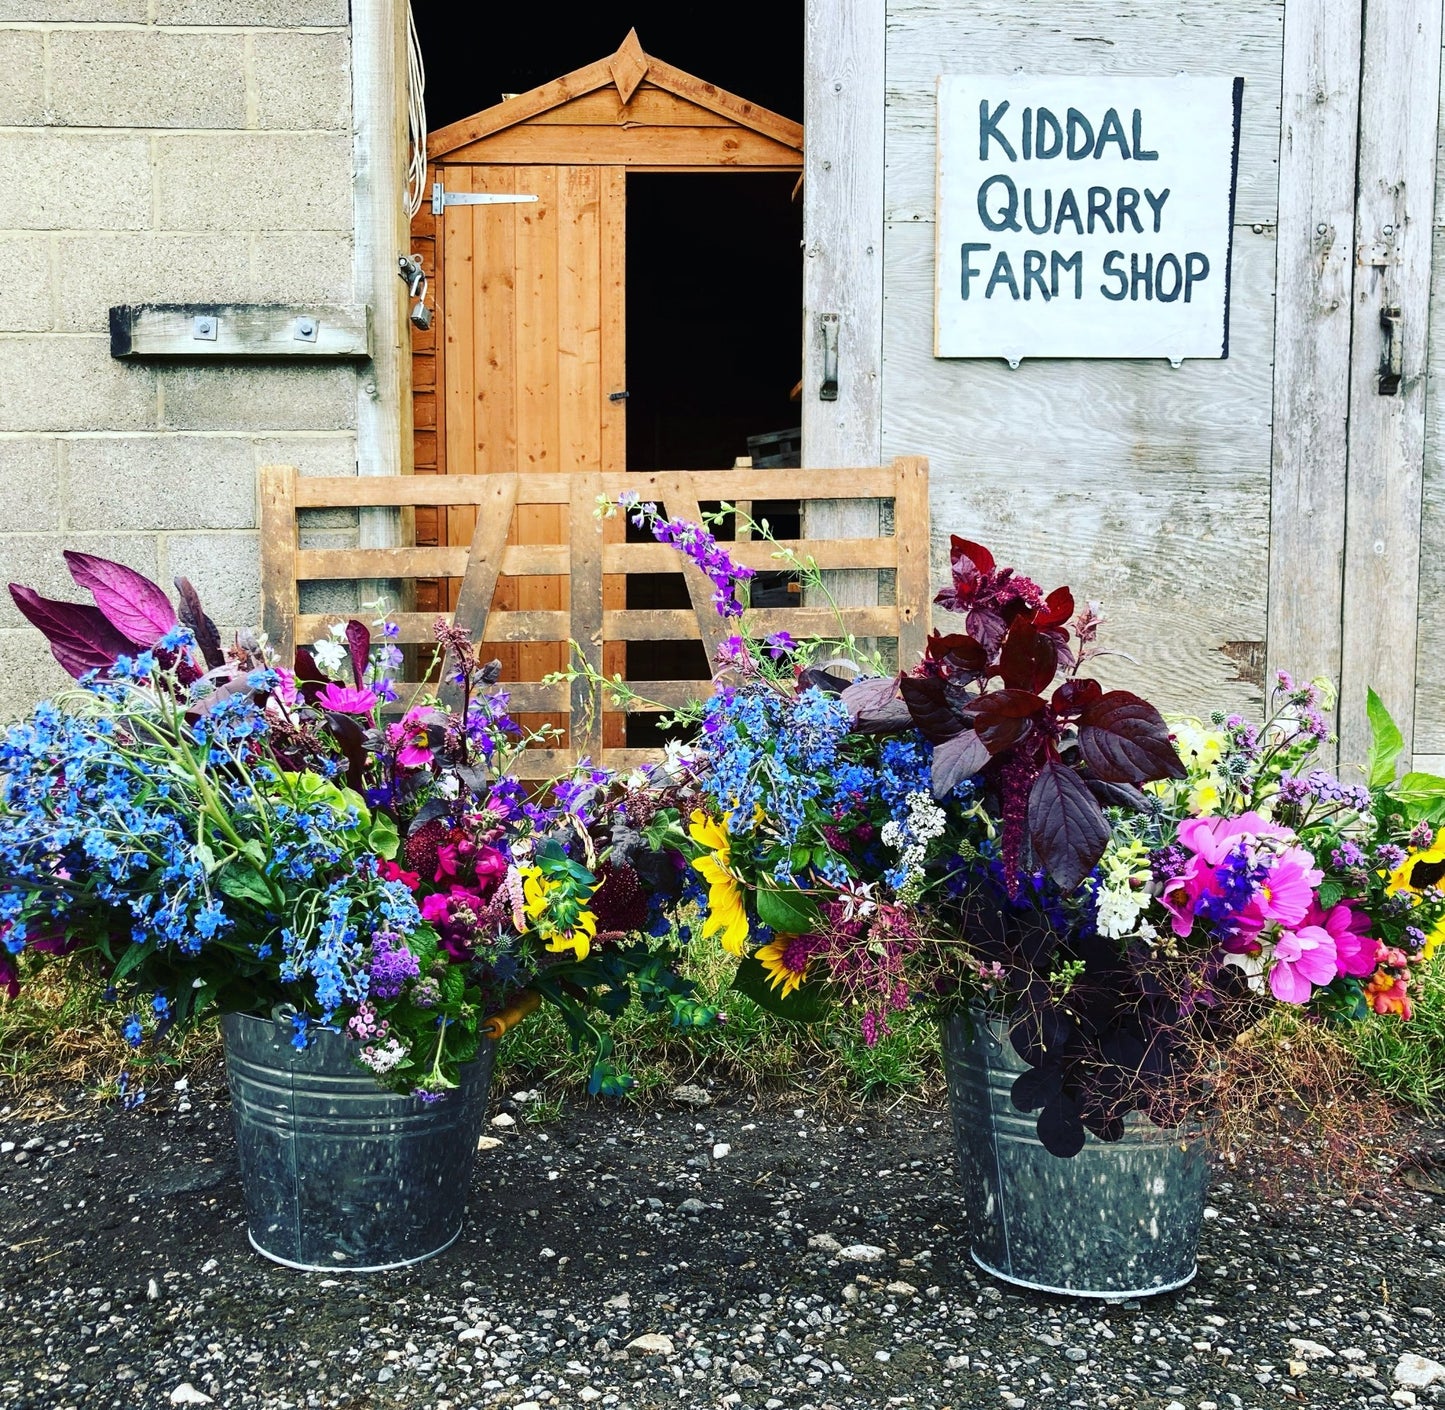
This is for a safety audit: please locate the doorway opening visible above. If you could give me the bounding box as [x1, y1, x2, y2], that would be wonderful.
[624, 171, 803, 744]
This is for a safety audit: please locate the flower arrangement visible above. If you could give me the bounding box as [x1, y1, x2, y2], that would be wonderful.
[2, 554, 717, 1101]
[618, 509, 1444, 1156]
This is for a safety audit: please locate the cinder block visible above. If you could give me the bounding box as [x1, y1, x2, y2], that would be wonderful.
[155, 134, 353, 233]
[159, 365, 357, 432]
[65, 436, 257, 533]
[0, 440, 62, 533]
[249, 231, 354, 305]
[0, 30, 45, 125]
[0, 132, 151, 231]
[0, 629, 73, 725]
[4, 3, 147, 18]
[49, 30, 246, 129]
[0, 532, 160, 631]
[0, 236, 53, 332]
[0, 336, 156, 433]
[252, 30, 351, 132]
[298, 506, 360, 535]
[299, 581, 361, 617]
[153, 0, 347, 23]
[166, 532, 260, 639]
[253, 434, 357, 479]
[55, 233, 252, 334]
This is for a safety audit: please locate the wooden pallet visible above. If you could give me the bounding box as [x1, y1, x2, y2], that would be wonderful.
[260, 458, 930, 776]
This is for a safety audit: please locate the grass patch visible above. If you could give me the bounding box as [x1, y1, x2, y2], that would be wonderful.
[1345, 955, 1445, 1115]
[495, 940, 940, 1106]
[1, 941, 940, 1110]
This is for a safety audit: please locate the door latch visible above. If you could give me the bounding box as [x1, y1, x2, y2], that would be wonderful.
[819, 313, 839, 402]
[608, 390, 629, 402]
[1379, 304, 1403, 396]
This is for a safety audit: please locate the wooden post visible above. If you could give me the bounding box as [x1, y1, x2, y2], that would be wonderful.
[569, 474, 605, 762]
[351, 0, 414, 609]
[801, 0, 888, 650]
[1266, 0, 1363, 726]
[259, 465, 300, 665]
[1338, 0, 1443, 768]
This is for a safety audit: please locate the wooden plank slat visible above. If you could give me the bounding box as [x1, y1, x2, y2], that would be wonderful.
[527, 84, 735, 127]
[443, 163, 477, 481]
[297, 547, 472, 580]
[259, 464, 299, 665]
[603, 536, 900, 573]
[1265, 0, 1362, 726]
[891, 455, 931, 667]
[569, 474, 605, 758]
[444, 124, 804, 167]
[450, 475, 519, 645]
[1339, 0, 1443, 765]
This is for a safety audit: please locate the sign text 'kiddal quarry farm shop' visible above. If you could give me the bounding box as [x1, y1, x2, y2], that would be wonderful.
[935, 76, 1244, 364]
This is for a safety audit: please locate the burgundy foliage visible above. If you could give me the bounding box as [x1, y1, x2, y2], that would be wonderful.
[847, 537, 1184, 893]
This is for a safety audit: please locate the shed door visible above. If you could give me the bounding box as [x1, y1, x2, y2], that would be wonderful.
[436, 164, 626, 740]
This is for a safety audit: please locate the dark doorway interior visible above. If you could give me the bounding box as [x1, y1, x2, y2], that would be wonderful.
[411, 3, 803, 131]
[623, 172, 803, 744]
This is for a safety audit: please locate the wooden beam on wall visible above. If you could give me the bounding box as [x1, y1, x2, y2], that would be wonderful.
[1266, 0, 1363, 722]
[351, 0, 414, 608]
[1339, 0, 1444, 767]
[801, 0, 888, 635]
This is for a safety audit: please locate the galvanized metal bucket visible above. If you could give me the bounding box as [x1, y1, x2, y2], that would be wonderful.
[941, 1010, 1210, 1299]
[221, 1012, 495, 1272]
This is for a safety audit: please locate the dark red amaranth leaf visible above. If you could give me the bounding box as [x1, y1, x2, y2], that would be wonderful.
[1036, 1095, 1087, 1158]
[950, 536, 995, 576]
[1034, 585, 1075, 629]
[174, 576, 223, 670]
[898, 674, 964, 743]
[797, 666, 852, 696]
[998, 620, 1058, 694]
[1077, 690, 1187, 784]
[344, 619, 371, 689]
[8, 584, 134, 677]
[1051, 677, 1103, 717]
[1027, 759, 1111, 892]
[63, 551, 176, 648]
[840, 676, 912, 735]
[970, 688, 1045, 754]
[930, 730, 990, 797]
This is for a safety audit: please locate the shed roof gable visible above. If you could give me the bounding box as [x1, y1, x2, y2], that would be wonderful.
[427, 29, 804, 161]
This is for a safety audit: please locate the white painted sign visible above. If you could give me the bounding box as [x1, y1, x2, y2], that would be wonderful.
[934, 76, 1243, 363]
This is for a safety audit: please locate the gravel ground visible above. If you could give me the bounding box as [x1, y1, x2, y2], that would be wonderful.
[2, 1071, 1444, 1410]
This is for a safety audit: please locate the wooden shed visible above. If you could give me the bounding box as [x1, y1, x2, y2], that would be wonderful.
[405, 31, 804, 745]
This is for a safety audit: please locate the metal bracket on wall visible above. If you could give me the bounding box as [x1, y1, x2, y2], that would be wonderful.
[431, 182, 539, 215]
[819, 313, 839, 401]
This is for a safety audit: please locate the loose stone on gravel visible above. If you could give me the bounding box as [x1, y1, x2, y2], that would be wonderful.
[1396, 1353, 1445, 1388]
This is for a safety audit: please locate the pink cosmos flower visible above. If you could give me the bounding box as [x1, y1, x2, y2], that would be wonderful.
[1269, 923, 1339, 1003]
[317, 682, 379, 714]
[1307, 899, 1378, 979]
[1161, 812, 1299, 938]
[1233, 847, 1323, 936]
[386, 707, 434, 769]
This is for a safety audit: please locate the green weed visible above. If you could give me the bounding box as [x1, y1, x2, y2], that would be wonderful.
[1345, 956, 1445, 1115]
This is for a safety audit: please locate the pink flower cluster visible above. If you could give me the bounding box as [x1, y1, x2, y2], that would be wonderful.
[1160, 812, 1379, 1004]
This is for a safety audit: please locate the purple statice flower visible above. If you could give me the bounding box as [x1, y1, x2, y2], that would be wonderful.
[368, 930, 420, 999]
[1332, 840, 1366, 870]
[1376, 843, 1408, 871]
[1276, 775, 1311, 805]
[1150, 844, 1190, 885]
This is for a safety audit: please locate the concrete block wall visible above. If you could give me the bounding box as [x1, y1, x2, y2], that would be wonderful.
[0, 3, 360, 720]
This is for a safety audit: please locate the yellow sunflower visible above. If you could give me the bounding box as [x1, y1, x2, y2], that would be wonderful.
[756, 936, 812, 996]
[1386, 838, 1445, 961]
[688, 810, 750, 956]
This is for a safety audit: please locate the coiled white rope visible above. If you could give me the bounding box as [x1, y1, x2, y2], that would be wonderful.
[404, 2, 427, 219]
